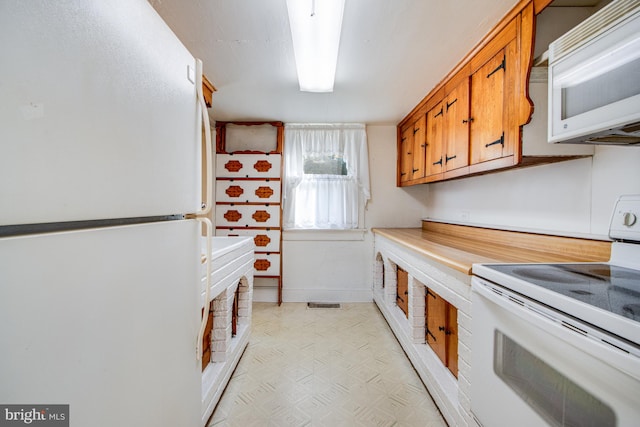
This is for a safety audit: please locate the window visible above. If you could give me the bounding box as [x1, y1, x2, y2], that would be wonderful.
[283, 124, 370, 229]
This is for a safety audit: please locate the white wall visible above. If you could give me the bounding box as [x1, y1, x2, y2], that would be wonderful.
[426, 147, 640, 238]
[281, 125, 429, 302]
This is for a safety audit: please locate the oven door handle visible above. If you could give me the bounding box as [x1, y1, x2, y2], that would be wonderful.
[473, 279, 640, 382]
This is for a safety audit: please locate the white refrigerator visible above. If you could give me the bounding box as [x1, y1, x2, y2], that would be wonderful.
[0, 1, 210, 426]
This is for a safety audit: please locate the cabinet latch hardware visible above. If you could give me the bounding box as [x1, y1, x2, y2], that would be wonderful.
[400, 172, 407, 176]
[462, 117, 474, 124]
[439, 326, 445, 332]
[485, 132, 505, 148]
[446, 98, 458, 111]
[413, 127, 420, 134]
[445, 154, 457, 163]
[487, 54, 506, 78]
[433, 157, 443, 166]
[412, 168, 419, 173]
[434, 107, 443, 118]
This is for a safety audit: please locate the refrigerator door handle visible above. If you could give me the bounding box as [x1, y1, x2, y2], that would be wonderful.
[196, 58, 213, 216]
[196, 217, 213, 361]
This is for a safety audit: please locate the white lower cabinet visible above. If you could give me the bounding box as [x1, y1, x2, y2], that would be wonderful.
[373, 233, 474, 427]
[200, 236, 254, 425]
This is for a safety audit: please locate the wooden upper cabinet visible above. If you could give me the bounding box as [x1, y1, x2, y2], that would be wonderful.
[396, 0, 535, 186]
[411, 115, 427, 180]
[443, 75, 470, 175]
[399, 125, 414, 184]
[426, 102, 444, 178]
[202, 75, 215, 108]
[469, 19, 519, 166]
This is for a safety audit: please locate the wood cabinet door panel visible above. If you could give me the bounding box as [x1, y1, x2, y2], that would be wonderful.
[426, 288, 447, 366]
[399, 126, 413, 183]
[397, 267, 409, 318]
[425, 103, 444, 177]
[411, 115, 427, 180]
[446, 304, 458, 378]
[444, 79, 470, 172]
[470, 48, 507, 164]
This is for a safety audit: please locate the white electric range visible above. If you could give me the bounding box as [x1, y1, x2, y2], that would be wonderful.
[471, 194, 640, 427]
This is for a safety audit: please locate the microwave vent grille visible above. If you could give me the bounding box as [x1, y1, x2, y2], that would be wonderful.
[549, 0, 640, 62]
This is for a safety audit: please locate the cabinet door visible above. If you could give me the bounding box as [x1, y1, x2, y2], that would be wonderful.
[443, 78, 470, 172]
[470, 40, 517, 165]
[411, 115, 427, 180]
[426, 288, 447, 366]
[397, 267, 409, 318]
[425, 103, 444, 177]
[446, 304, 458, 378]
[399, 126, 413, 184]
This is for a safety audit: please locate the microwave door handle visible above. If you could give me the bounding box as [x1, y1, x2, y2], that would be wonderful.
[473, 281, 640, 381]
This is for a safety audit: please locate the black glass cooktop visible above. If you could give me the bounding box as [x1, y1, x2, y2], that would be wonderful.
[485, 263, 640, 322]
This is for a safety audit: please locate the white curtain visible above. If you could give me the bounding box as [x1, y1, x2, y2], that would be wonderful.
[284, 123, 370, 229]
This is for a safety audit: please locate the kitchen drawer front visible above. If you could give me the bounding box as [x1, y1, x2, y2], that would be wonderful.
[216, 228, 281, 252]
[253, 253, 281, 276]
[215, 179, 281, 204]
[216, 154, 281, 178]
[215, 204, 281, 228]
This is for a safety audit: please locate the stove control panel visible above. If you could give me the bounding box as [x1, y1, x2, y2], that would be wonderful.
[610, 194, 640, 242]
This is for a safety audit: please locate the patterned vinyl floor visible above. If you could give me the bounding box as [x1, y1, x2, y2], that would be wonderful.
[207, 302, 447, 427]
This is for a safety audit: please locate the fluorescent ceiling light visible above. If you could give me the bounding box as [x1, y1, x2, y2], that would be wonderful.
[286, 0, 345, 92]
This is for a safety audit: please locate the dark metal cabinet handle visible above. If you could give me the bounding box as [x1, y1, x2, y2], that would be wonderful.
[462, 117, 474, 124]
[485, 132, 505, 148]
[413, 127, 420, 134]
[400, 172, 407, 176]
[434, 107, 443, 118]
[412, 168, 419, 173]
[439, 326, 445, 332]
[446, 98, 458, 111]
[445, 154, 457, 163]
[433, 157, 443, 166]
[487, 55, 506, 78]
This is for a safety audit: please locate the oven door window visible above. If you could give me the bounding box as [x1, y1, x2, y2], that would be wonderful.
[494, 330, 615, 427]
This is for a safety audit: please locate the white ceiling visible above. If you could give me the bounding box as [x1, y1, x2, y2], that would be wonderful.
[149, 0, 595, 125]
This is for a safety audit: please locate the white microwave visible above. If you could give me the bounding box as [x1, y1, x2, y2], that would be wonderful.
[548, 0, 640, 145]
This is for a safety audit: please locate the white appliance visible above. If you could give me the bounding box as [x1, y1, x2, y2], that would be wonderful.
[471, 195, 640, 427]
[548, 0, 640, 145]
[0, 2, 213, 426]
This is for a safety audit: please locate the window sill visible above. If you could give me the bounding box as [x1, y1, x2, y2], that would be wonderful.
[283, 229, 368, 241]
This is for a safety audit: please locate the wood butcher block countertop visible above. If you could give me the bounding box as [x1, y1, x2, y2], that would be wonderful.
[373, 221, 612, 275]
